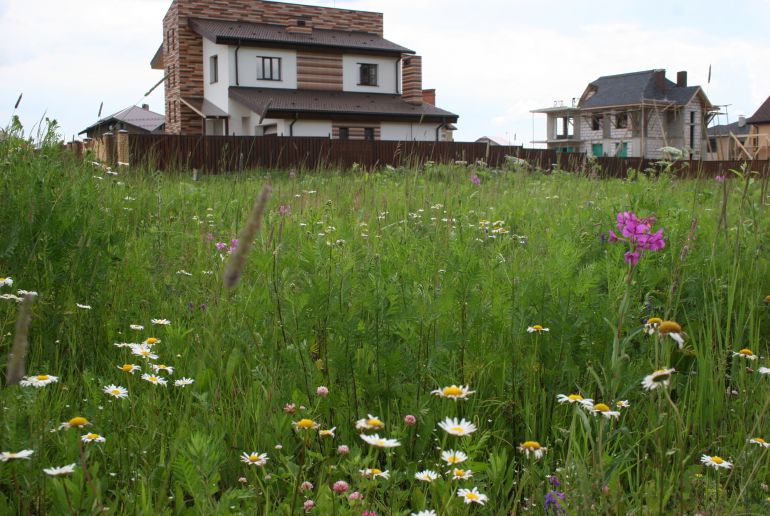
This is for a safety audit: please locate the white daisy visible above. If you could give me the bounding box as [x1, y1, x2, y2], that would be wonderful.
[457, 487, 488, 505]
[152, 364, 174, 375]
[411, 511, 437, 516]
[57, 417, 90, 431]
[642, 368, 676, 391]
[518, 441, 548, 460]
[589, 403, 621, 420]
[616, 400, 630, 409]
[130, 344, 158, 361]
[700, 454, 732, 469]
[292, 419, 320, 431]
[129, 324, 144, 331]
[174, 377, 194, 387]
[151, 319, 171, 325]
[355, 414, 385, 431]
[103, 385, 128, 399]
[441, 449, 468, 464]
[240, 452, 268, 466]
[658, 321, 685, 348]
[359, 434, 401, 448]
[117, 364, 141, 374]
[414, 470, 439, 482]
[142, 337, 161, 346]
[759, 367, 770, 375]
[527, 325, 549, 333]
[19, 374, 59, 388]
[359, 468, 389, 479]
[450, 468, 473, 480]
[43, 463, 76, 476]
[556, 393, 592, 406]
[319, 427, 336, 438]
[0, 277, 13, 287]
[733, 348, 758, 360]
[749, 438, 770, 448]
[141, 374, 167, 386]
[0, 449, 34, 462]
[76, 303, 92, 310]
[643, 317, 662, 335]
[81, 433, 106, 443]
[431, 385, 475, 400]
[437, 417, 477, 436]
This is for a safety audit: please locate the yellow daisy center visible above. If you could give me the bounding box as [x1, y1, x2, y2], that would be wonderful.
[739, 348, 754, 356]
[521, 441, 541, 450]
[711, 456, 724, 464]
[568, 394, 583, 401]
[149, 376, 158, 381]
[451, 426, 465, 433]
[367, 418, 383, 428]
[120, 364, 134, 371]
[146, 338, 159, 344]
[448, 455, 462, 463]
[658, 321, 682, 334]
[158, 365, 167, 369]
[36, 375, 50, 381]
[454, 469, 466, 476]
[443, 386, 463, 396]
[370, 468, 382, 475]
[296, 419, 316, 429]
[647, 317, 663, 325]
[110, 389, 121, 395]
[68, 417, 88, 427]
[754, 438, 766, 443]
[532, 325, 543, 331]
[86, 433, 99, 439]
[466, 492, 479, 501]
[248, 454, 259, 462]
[593, 403, 610, 412]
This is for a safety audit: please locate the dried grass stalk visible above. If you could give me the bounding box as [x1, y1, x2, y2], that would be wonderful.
[5, 293, 34, 386]
[224, 184, 272, 290]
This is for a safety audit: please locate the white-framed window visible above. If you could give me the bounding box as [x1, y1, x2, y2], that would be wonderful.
[358, 63, 378, 86]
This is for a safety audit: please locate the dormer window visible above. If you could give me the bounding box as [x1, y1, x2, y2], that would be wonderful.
[358, 63, 378, 86]
[257, 56, 281, 81]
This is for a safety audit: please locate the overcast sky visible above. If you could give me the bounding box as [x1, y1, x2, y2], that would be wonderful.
[2, 0, 769, 144]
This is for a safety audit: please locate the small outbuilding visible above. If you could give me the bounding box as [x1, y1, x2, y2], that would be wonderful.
[79, 104, 165, 139]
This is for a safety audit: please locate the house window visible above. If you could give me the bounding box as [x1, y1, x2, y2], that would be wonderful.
[358, 63, 378, 86]
[210, 55, 218, 84]
[364, 128, 375, 141]
[615, 142, 628, 157]
[591, 115, 603, 131]
[592, 143, 604, 157]
[257, 57, 281, 81]
[339, 127, 349, 140]
[616, 112, 628, 129]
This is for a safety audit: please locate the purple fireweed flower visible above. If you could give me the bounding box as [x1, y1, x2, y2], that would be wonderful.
[279, 204, 292, 216]
[715, 175, 725, 182]
[624, 251, 640, 265]
[548, 475, 561, 488]
[215, 241, 228, 251]
[544, 490, 566, 515]
[471, 174, 481, 185]
[611, 211, 665, 265]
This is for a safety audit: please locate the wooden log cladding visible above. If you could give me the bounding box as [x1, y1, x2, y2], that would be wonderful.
[297, 51, 343, 90]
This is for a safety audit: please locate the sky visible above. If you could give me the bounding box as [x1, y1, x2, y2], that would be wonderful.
[2, 0, 770, 144]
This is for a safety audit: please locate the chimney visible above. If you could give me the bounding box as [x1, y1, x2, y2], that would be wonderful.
[422, 89, 436, 106]
[738, 115, 746, 127]
[402, 55, 423, 105]
[141, 103, 150, 110]
[676, 71, 687, 87]
[654, 69, 667, 94]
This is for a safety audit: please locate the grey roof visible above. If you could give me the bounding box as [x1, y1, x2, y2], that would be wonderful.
[579, 70, 708, 109]
[229, 87, 458, 121]
[181, 97, 229, 118]
[707, 120, 751, 137]
[189, 18, 414, 55]
[747, 95, 770, 124]
[79, 105, 165, 135]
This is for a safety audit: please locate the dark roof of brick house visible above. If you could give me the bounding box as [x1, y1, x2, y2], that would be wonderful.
[707, 120, 751, 137]
[189, 18, 414, 55]
[747, 96, 770, 124]
[79, 105, 165, 135]
[229, 87, 458, 122]
[579, 70, 710, 110]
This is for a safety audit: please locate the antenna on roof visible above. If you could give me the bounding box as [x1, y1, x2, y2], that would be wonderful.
[98, 102, 103, 118]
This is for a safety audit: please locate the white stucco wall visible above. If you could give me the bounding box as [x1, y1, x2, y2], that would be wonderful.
[343, 54, 399, 94]
[380, 122, 442, 141]
[236, 47, 298, 89]
[290, 120, 333, 137]
[203, 39, 232, 113]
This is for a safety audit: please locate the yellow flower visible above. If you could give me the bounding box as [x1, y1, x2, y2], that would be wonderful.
[431, 385, 475, 400]
[518, 440, 547, 460]
[293, 419, 320, 430]
[355, 414, 385, 431]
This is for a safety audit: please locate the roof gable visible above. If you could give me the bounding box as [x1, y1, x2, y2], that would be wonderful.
[79, 105, 165, 135]
[747, 95, 770, 124]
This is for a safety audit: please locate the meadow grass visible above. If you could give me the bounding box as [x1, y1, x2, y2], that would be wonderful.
[1, 130, 770, 514]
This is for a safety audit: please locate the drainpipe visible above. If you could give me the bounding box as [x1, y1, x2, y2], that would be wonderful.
[289, 114, 298, 137]
[435, 120, 445, 142]
[395, 57, 401, 94]
[235, 40, 241, 86]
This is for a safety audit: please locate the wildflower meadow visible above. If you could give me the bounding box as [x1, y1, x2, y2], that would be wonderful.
[2, 126, 770, 514]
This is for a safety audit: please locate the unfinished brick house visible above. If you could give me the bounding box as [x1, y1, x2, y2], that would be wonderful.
[532, 69, 716, 159]
[151, 0, 458, 140]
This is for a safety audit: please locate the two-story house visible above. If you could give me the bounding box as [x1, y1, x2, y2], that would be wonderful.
[150, 0, 458, 140]
[532, 69, 716, 159]
[746, 96, 770, 160]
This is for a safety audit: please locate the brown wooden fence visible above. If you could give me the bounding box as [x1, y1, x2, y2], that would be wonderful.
[119, 134, 769, 177]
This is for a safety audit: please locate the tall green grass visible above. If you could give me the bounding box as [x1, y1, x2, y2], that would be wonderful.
[1, 126, 770, 514]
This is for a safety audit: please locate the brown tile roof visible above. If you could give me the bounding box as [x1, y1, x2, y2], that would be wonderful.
[79, 105, 165, 135]
[747, 96, 770, 124]
[229, 87, 458, 122]
[189, 18, 414, 55]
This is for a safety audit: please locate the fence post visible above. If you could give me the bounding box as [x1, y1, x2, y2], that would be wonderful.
[116, 130, 129, 167]
[102, 132, 115, 167]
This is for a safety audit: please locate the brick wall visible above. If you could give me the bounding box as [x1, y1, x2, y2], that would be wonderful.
[402, 55, 422, 106]
[163, 0, 384, 134]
